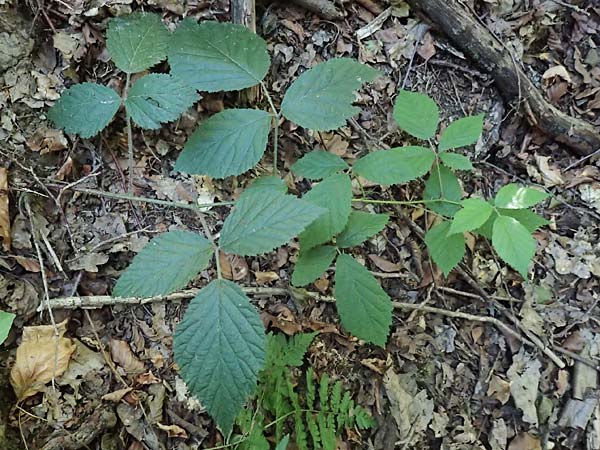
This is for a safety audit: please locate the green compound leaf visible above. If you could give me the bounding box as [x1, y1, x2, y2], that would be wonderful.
[174, 279, 265, 433]
[265, 332, 318, 368]
[291, 150, 349, 180]
[281, 58, 379, 131]
[334, 254, 392, 347]
[106, 12, 169, 74]
[125, 74, 199, 129]
[439, 152, 474, 171]
[449, 198, 494, 235]
[0, 310, 15, 345]
[174, 109, 272, 178]
[48, 83, 120, 138]
[292, 245, 337, 287]
[114, 230, 213, 297]
[168, 20, 270, 92]
[336, 211, 389, 248]
[299, 173, 353, 250]
[220, 190, 326, 256]
[275, 436, 290, 450]
[477, 209, 549, 239]
[423, 164, 462, 217]
[492, 215, 535, 278]
[438, 114, 484, 151]
[393, 90, 439, 139]
[494, 184, 550, 209]
[425, 221, 465, 276]
[353, 146, 435, 185]
[240, 176, 287, 200]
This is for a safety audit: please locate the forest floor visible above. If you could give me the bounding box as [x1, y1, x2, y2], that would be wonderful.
[0, 0, 599, 449]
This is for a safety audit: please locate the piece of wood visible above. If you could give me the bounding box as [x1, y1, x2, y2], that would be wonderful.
[406, 0, 600, 157]
[286, 0, 344, 20]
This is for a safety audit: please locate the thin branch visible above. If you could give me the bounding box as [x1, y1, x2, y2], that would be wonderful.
[260, 82, 280, 176]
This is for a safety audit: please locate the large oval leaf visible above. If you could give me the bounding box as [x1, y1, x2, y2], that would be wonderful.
[438, 114, 484, 151]
[292, 245, 337, 287]
[281, 58, 379, 131]
[125, 74, 199, 129]
[336, 211, 389, 248]
[114, 230, 213, 297]
[353, 146, 435, 185]
[424, 220, 465, 276]
[174, 109, 272, 178]
[106, 12, 169, 74]
[423, 164, 462, 217]
[334, 254, 392, 346]
[393, 90, 439, 139]
[494, 184, 550, 209]
[219, 190, 326, 256]
[299, 173, 353, 250]
[48, 83, 120, 138]
[492, 215, 535, 277]
[168, 20, 270, 92]
[449, 198, 493, 235]
[291, 150, 348, 180]
[174, 279, 265, 433]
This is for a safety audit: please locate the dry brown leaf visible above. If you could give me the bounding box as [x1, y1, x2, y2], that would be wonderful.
[0, 168, 10, 251]
[368, 254, 401, 272]
[157, 423, 188, 439]
[219, 251, 248, 281]
[508, 432, 541, 450]
[535, 155, 564, 187]
[487, 375, 511, 404]
[102, 388, 133, 402]
[542, 65, 572, 84]
[417, 31, 436, 61]
[109, 339, 145, 374]
[10, 319, 76, 400]
[14, 256, 41, 272]
[254, 271, 279, 284]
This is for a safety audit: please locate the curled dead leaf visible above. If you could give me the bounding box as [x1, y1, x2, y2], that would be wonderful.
[109, 339, 145, 374]
[0, 168, 10, 251]
[157, 422, 188, 439]
[10, 319, 76, 400]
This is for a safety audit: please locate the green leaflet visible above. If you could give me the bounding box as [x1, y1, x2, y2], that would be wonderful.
[173, 280, 265, 433]
[425, 221, 465, 276]
[275, 436, 290, 450]
[476, 208, 549, 239]
[220, 190, 326, 256]
[334, 254, 392, 346]
[393, 90, 439, 139]
[438, 114, 484, 151]
[299, 173, 353, 250]
[494, 184, 550, 209]
[174, 109, 272, 178]
[48, 83, 120, 138]
[168, 20, 270, 92]
[439, 152, 473, 171]
[265, 332, 317, 368]
[292, 245, 337, 287]
[114, 230, 213, 297]
[492, 215, 535, 277]
[336, 211, 389, 248]
[125, 74, 199, 129]
[106, 12, 169, 74]
[291, 150, 349, 180]
[449, 198, 493, 235]
[423, 164, 462, 217]
[240, 175, 287, 200]
[281, 58, 379, 131]
[353, 146, 435, 185]
[0, 310, 15, 345]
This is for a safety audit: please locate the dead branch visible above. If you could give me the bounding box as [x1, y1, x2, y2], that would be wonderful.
[405, 0, 600, 156]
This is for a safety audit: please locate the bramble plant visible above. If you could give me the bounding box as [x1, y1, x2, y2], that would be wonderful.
[0, 310, 15, 346]
[48, 12, 550, 440]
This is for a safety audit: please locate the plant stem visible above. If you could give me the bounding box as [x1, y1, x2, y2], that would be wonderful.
[215, 246, 223, 280]
[352, 197, 461, 206]
[261, 82, 279, 176]
[73, 187, 236, 211]
[124, 73, 134, 194]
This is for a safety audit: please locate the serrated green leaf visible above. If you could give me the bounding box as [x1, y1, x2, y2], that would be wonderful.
[423, 164, 462, 216]
[168, 20, 270, 92]
[334, 254, 392, 346]
[240, 176, 287, 200]
[48, 83, 120, 138]
[220, 190, 326, 256]
[449, 198, 493, 235]
[336, 211, 389, 248]
[292, 245, 337, 287]
[114, 230, 213, 297]
[393, 90, 439, 139]
[299, 174, 352, 250]
[174, 109, 272, 178]
[106, 12, 169, 73]
[439, 152, 473, 171]
[425, 221, 465, 276]
[494, 184, 550, 209]
[498, 209, 549, 232]
[291, 151, 348, 180]
[281, 58, 379, 131]
[266, 332, 318, 368]
[124, 74, 199, 129]
[0, 310, 15, 345]
[492, 215, 535, 277]
[438, 114, 484, 151]
[174, 279, 265, 433]
[353, 146, 435, 185]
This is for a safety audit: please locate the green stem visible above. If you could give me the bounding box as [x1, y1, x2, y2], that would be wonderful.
[73, 187, 236, 211]
[124, 73, 134, 194]
[261, 82, 280, 176]
[263, 409, 320, 430]
[352, 197, 461, 206]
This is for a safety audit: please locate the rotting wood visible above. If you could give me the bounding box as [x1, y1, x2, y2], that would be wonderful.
[405, 0, 600, 156]
[285, 0, 344, 20]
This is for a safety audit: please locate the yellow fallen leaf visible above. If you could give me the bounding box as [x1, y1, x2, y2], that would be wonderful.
[10, 320, 75, 400]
